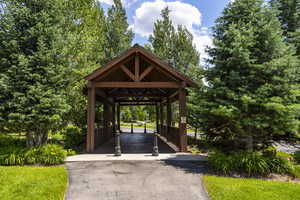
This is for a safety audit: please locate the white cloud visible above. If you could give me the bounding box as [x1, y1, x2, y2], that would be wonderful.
[131, 0, 212, 61]
[98, 0, 138, 7]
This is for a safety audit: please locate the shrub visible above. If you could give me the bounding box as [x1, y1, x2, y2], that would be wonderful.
[38, 144, 68, 165]
[0, 136, 75, 166]
[262, 146, 277, 157]
[0, 147, 26, 165]
[293, 151, 300, 164]
[209, 151, 292, 176]
[290, 165, 300, 178]
[63, 125, 85, 151]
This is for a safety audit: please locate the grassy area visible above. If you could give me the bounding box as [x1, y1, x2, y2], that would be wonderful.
[0, 166, 67, 200]
[120, 122, 195, 132]
[203, 175, 300, 200]
[121, 122, 156, 129]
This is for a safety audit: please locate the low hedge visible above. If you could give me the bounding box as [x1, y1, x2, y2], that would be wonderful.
[0, 136, 75, 166]
[209, 151, 292, 176]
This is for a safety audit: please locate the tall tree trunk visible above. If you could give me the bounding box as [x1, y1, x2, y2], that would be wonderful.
[246, 135, 253, 152]
[26, 129, 48, 147]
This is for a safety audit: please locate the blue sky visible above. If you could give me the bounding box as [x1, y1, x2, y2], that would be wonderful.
[100, 0, 233, 59]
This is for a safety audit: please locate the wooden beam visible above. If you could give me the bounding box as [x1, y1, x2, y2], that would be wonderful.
[94, 82, 180, 88]
[85, 49, 136, 81]
[159, 102, 164, 128]
[120, 103, 156, 106]
[120, 65, 135, 81]
[156, 103, 159, 133]
[87, 84, 95, 152]
[111, 93, 165, 98]
[116, 99, 161, 103]
[140, 55, 178, 81]
[108, 88, 119, 94]
[135, 54, 140, 81]
[112, 103, 116, 133]
[167, 98, 172, 133]
[143, 77, 167, 94]
[93, 55, 135, 82]
[178, 82, 187, 152]
[95, 90, 113, 105]
[137, 46, 198, 88]
[139, 65, 154, 81]
[117, 103, 120, 131]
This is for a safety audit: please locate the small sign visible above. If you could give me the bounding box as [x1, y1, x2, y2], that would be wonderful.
[181, 117, 186, 124]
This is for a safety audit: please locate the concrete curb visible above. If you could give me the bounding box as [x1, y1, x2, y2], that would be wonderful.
[66, 153, 208, 162]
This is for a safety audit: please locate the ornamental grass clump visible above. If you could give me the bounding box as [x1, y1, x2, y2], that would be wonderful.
[209, 151, 292, 176]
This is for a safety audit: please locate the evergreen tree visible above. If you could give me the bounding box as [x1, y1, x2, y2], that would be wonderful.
[0, 0, 70, 146]
[271, 0, 300, 54]
[149, 7, 175, 64]
[149, 7, 199, 73]
[187, 65, 204, 134]
[104, 0, 133, 62]
[203, 0, 300, 152]
[63, 0, 108, 130]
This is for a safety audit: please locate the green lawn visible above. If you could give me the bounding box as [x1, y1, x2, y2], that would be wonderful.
[120, 122, 195, 132]
[121, 122, 156, 129]
[0, 166, 67, 200]
[203, 175, 300, 200]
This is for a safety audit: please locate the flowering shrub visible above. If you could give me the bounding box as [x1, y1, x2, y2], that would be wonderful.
[0, 137, 75, 165]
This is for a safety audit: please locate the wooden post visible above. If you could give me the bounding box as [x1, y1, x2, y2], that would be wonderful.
[135, 54, 140, 81]
[156, 103, 159, 133]
[166, 98, 172, 137]
[112, 103, 116, 133]
[87, 83, 95, 152]
[103, 103, 109, 128]
[178, 82, 187, 152]
[117, 103, 121, 132]
[159, 102, 164, 135]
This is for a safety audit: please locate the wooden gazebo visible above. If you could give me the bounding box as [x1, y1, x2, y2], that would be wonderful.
[84, 44, 198, 153]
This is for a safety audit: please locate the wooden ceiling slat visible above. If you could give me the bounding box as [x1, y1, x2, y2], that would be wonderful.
[94, 82, 180, 88]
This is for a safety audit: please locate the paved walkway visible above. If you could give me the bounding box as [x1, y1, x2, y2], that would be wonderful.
[93, 133, 176, 154]
[66, 133, 207, 162]
[65, 161, 210, 200]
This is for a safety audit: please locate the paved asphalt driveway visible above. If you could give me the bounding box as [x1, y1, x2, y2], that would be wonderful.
[65, 161, 210, 200]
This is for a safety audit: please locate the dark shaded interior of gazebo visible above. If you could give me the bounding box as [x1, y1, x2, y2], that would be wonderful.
[84, 44, 197, 153]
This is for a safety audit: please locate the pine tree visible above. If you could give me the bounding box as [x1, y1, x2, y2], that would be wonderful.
[0, 0, 70, 146]
[63, 0, 108, 130]
[149, 7, 199, 73]
[149, 7, 175, 64]
[271, 0, 300, 54]
[203, 0, 300, 152]
[187, 65, 204, 134]
[104, 0, 133, 62]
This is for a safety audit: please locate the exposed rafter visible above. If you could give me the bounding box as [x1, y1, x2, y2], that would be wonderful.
[120, 65, 135, 81]
[139, 65, 154, 81]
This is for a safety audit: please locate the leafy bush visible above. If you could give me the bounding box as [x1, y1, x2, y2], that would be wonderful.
[25, 144, 70, 165]
[187, 135, 210, 153]
[209, 151, 292, 176]
[63, 125, 85, 151]
[293, 151, 300, 164]
[262, 146, 277, 157]
[0, 136, 26, 148]
[276, 151, 293, 160]
[290, 165, 300, 178]
[0, 136, 75, 166]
